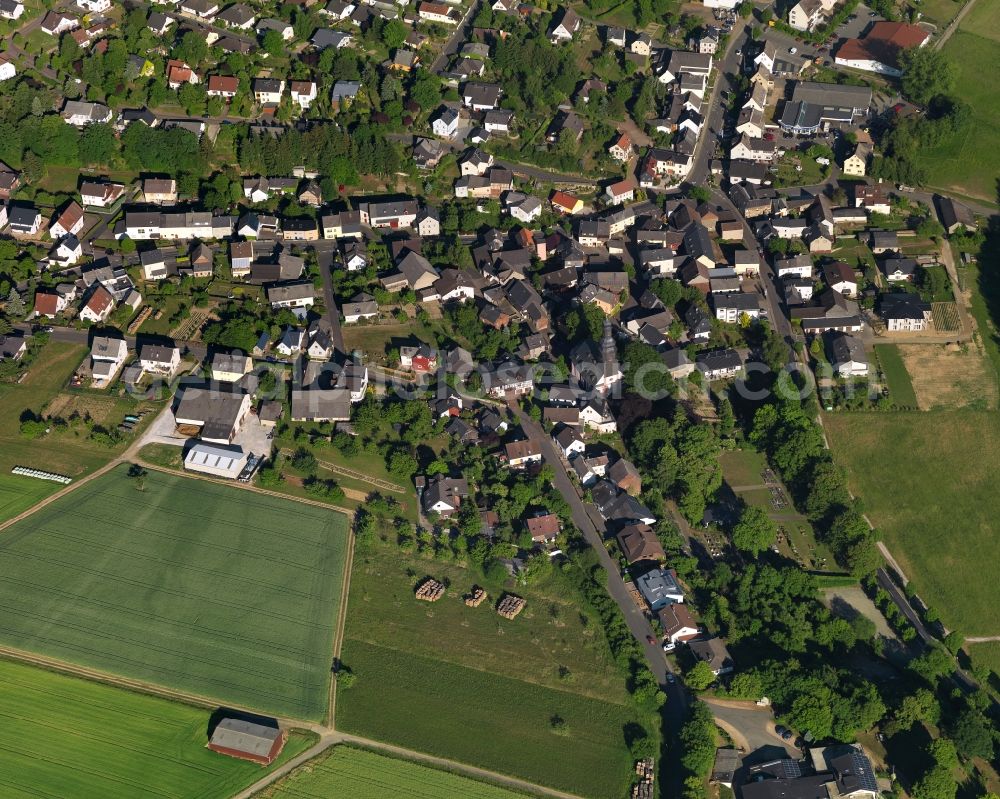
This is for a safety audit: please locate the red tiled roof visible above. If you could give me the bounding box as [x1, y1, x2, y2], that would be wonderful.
[34, 292, 61, 316]
[836, 21, 929, 69]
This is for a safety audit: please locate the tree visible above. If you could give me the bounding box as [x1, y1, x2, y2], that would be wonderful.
[732, 505, 777, 556]
[381, 18, 408, 48]
[949, 708, 994, 760]
[899, 48, 957, 106]
[262, 29, 285, 58]
[78, 123, 117, 165]
[685, 660, 716, 691]
[5, 288, 26, 318]
[127, 464, 147, 491]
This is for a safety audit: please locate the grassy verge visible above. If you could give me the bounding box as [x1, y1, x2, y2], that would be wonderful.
[873, 344, 918, 408]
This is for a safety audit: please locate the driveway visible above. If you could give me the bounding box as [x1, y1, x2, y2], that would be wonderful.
[703, 697, 799, 761]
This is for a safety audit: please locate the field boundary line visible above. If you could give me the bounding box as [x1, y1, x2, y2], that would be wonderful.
[327, 525, 356, 727]
[0, 643, 325, 733]
[137, 461, 357, 517]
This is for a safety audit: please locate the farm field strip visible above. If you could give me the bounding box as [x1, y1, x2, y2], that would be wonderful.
[874, 344, 918, 407]
[263, 745, 529, 799]
[336, 640, 637, 799]
[0, 474, 58, 525]
[0, 467, 349, 720]
[0, 659, 316, 799]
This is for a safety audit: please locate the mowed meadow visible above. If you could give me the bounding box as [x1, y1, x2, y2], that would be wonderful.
[0, 659, 317, 799]
[336, 540, 649, 799]
[261, 746, 529, 799]
[0, 466, 349, 720]
[823, 410, 1000, 636]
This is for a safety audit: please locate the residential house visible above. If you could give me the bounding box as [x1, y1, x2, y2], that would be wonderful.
[418, 1, 457, 23]
[881, 292, 931, 331]
[207, 75, 240, 98]
[608, 457, 642, 495]
[290, 81, 317, 111]
[526, 512, 561, 545]
[617, 523, 665, 564]
[608, 131, 632, 162]
[635, 568, 685, 611]
[90, 336, 128, 388]
[0, 54, 15, 82]
[689, 637, 734, 675]
[0, 0, 25, 20]
[80, 181, 125, 208]
[432, 106, 459, 138]
[552, 424, 585, 458]
[842, 143, 870, 177]
[823, 261, 857, 296]
[659, 603, 700, 650]
[8, 205, 42, 237]
[139, 344, 181, 375]
[266, 281, 315, 310]
[79, 284, 115, 323]
[61, 100, 112, 126]
[504, 439, 543, 469]
[211, 351, 252, 382]
[253, 78, 285, 107]
[342, 293, 379, 323]
[422, 476, 469, 516]
[828, 332, 868, 377]
[548, 6, 580, 42]
[696, 348, 743, 380]
[143, 178, 177, 204]
[50, 201, 86, 239]
[834, 21, 930, 76]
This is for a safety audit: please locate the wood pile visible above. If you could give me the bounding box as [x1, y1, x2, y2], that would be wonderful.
[465, 586, 487, 607]
[632, 758, 655, 799]
[496, 593, 526, 619]
[415, 578, 446, 602]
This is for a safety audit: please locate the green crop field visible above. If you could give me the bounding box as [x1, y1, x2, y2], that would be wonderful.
[823, 410, 1000, 636]
[916, 0, 1000, 204]
[262, 745, 527, 799]
[337, 642, 637, 799]
[0, 472, 59, 524]
[0, 467, 349, 720]
[335, 541, 647, 799]
[0, 658, 316, 799]
[874, 345, 918, 408]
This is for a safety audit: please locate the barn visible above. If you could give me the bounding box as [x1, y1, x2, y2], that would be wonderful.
[207, 717, 286, 765]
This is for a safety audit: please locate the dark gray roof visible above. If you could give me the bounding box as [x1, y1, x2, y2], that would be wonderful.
[209, 718, 280, 758]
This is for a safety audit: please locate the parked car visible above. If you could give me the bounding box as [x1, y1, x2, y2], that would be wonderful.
[789, 46, 797, 54]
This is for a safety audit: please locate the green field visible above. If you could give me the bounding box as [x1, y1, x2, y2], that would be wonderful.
[916, 0, 1000, 204]
[824, 410, 1000, 636]
[262, 745, 527, 799]
[0, 467, 349, 720]
[337, 642, 637, 799]
[0, 658, 316, 799]
[874, 344, 919, 407]
[336, 541, 646, 798]
[0, 472, 58, 524]
[719, 449, 769, 488]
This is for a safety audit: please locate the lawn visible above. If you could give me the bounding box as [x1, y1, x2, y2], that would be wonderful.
[0, 472, 59, 525]
[823, 410, 1000, 636]
[916, 2, 1000, 204]
[719, 449, 769, 488]
[260, 745, 528, 799]
[873, 344, 919, 408]
[0, 341, 154, 479]
[0, 658, 317, 799]
[335, 540, 647, 798]
[0, 466, 349, 720]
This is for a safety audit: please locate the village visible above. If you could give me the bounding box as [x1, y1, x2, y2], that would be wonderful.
[0, 0, 996, 795]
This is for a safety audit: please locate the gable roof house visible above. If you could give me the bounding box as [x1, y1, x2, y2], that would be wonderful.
[422, 476, 469, 516]
[548, 6, 580, 42]
[689, 636, 734, 675]
[659, 603, 700, 649]
[617, 523, 665, 564]
[635, 568, 684, 611]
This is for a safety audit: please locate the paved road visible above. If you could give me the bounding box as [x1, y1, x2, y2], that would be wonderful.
[687, 27, 748, 186]
[431, 0, 482, 74]
[311, 241, 347, 354]
[507, 402, 690, 733]
[876, 568, 934, 645]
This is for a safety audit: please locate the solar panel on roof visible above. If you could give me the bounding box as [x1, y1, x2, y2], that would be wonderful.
[850, 751, 879, 792]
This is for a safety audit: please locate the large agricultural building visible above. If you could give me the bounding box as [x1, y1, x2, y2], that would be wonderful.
[184, 442, 249, 479]
[207, 717, 286, 765]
